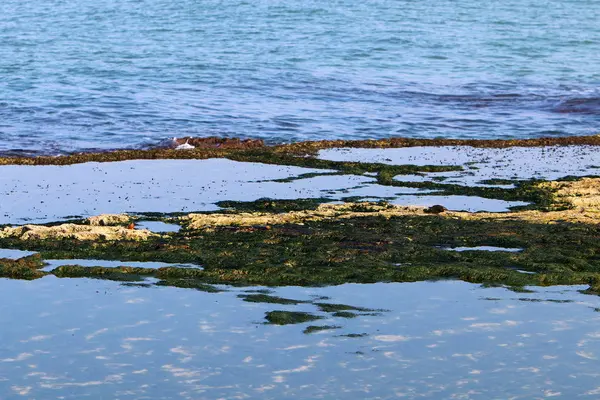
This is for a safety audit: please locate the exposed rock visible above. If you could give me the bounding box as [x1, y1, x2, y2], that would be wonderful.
[424, 205, 447, 214]
[87, 214, 132, 226]
[541, 178, 600, 212]
[0, 224, 158, 241]
[182, 203, 434, 231]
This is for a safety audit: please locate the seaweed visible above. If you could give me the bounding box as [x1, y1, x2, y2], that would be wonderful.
[330, 311, 358, 318]
[0, 176, 598, 293]
[338, 333, 368, 338]
[303, 325, 342, 334]
[238, 294, 307, 305]
[264, 311, 323, 325]
[0, 254, 46, 279]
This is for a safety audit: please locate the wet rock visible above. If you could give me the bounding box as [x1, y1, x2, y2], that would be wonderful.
[424, 205, 447, 214]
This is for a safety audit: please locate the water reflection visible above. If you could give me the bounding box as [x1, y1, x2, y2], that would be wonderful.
[1, 278, 600, 398]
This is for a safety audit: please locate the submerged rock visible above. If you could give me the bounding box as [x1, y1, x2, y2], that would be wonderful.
[551, 98, 600, 114]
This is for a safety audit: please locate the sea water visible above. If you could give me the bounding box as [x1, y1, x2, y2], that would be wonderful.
[2, 278, 600, 398]
[1, 0, 599, 154]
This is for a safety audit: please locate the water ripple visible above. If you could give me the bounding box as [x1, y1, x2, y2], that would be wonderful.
[0, 0, 599, 154]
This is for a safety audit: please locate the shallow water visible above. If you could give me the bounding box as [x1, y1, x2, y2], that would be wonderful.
[1, 0, 600, 154]
[2, 278, 600, 398]
[0, 159, 333, 224]
[0, 248, 37, 259]
[320, 145, 600, 186]
[1, 159, 520, 225]
[135, 221, 181, 233]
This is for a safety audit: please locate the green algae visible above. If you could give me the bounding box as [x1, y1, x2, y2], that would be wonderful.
[121, 282, 154, 288]
[216, 198, 336, 213]
[155, 279, 224, 293]
[237, 293, 307, 305]
[303, 325, 342, 334]
[1, 170, 599, 294]
[51, 265, 154, 282]
[224, 149, 463, 179]
[1, 208, 599, 292]
[516, 298, 574, 303]
[267, 172, 343, 183]
[265, 311, 323, 325]
[478, 178, 519, 186]
[331, 311, 359, 319]
[314, 302, 384, 313]
[1, 136, 598, 300]
[243, 288, 274, 294]
[375, 176, 560, 211]
[339, 333, 368, 338]
[480, 284, 536, 294]
[0, 254, 46, 279]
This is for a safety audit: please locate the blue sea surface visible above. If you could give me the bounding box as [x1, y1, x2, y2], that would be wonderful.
[1, 0, 599, 154]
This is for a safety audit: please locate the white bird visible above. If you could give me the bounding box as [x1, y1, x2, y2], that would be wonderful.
[175, 139, 195, 150]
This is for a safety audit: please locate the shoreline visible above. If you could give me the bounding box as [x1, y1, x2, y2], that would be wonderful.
[1, 171, 599, 291]
[0, 134, 599, 165]
[0, 137, 598, 291]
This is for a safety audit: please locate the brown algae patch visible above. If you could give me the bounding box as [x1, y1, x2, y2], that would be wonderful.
[1, 134, 598, 167]
[276, 134, 600, 154]
[0, 223, 159, 241]
[171, 137, 265, 149]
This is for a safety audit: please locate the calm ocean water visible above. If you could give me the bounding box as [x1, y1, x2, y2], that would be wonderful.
[1, 0, 599, 154]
